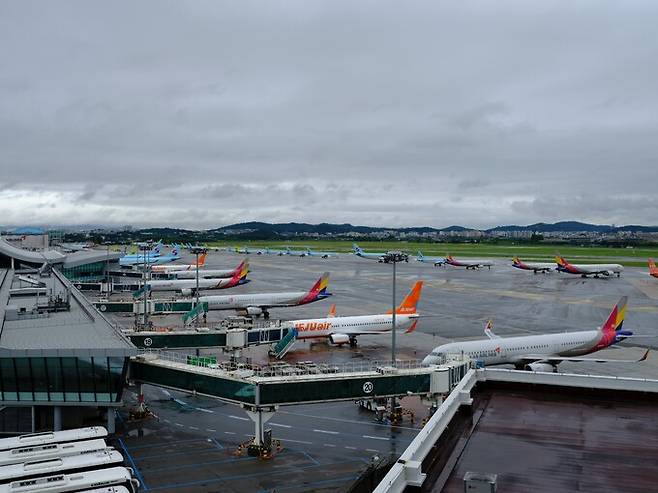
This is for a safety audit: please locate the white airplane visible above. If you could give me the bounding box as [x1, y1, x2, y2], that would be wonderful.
[151, 252, 208, 274]
[511, 256, 555, 274]
[305, 247, 336, 258]
[173, 261, 247, 280]
[284, 246, 308, 257]
[145, 262, 249, 295]
[199, 272, 331, 318]
[445, 255, 493, 270]
[352, 244, 408, 262]
[290, 281, 423, 346]
[416, 251, 446, 266]
[556, 255, 623, 278]
[423, 297, 649, 372]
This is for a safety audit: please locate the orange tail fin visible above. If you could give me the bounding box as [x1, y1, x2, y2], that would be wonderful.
[198, 252, 207, 266]
[387, 281, 423, 315]
[649, 258, 657, 270]
[328, 304, 336, 318]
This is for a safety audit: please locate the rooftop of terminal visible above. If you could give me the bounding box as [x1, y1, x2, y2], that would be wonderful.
[0, 267, 135, 358]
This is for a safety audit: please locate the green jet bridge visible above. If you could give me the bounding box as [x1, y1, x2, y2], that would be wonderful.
[127, 350, 471, 456]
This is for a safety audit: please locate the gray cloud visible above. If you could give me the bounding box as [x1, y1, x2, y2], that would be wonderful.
[1, 1, 658, 228]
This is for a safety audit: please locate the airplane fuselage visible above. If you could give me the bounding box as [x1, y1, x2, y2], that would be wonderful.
[292, 313, 418, 340]
[200, 291, 330, 311]
[423, 329, 607, 367]
[173, 268, 236, 279]
[146, 277, 242, 292]
[446, 259, 493, 269]
[557, 263, 623, 277]
[512, 261, 555, 273]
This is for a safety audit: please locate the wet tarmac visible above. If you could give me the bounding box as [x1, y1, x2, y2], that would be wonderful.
[438, 386, 658, 493]
[104, 249, 658, 492]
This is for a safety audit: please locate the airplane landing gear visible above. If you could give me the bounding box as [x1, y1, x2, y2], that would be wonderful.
[349, 336, 358, 347]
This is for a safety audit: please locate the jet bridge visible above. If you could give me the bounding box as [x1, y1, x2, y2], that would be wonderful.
[125, 318, 294, 350]
[127, 350, 471, 456]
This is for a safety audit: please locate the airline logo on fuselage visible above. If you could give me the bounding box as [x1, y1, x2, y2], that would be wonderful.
[295, 321, 333, 332]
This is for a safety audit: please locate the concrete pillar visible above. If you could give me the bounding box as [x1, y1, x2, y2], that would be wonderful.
[106, 408, 116, 434]
[244, 408, 275, 446]
[31, 406, 35, 433]
[136, 384, 145, 413]
[53, 406, 62, 431]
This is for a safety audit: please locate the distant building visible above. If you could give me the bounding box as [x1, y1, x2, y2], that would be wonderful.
[3, 227, 49, 251]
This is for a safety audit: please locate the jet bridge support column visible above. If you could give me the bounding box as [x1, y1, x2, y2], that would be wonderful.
[243, 405, 277, 457]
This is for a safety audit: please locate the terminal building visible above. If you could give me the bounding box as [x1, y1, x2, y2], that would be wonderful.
[0, 236, 120, 282]
[0, 266, 136, 434]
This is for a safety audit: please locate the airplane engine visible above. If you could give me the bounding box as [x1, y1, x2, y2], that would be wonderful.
[524, 362, 556, 372]
[329, 334, 350, 345]
[246, 306, 263, 316]
[180, 288, 193, 296]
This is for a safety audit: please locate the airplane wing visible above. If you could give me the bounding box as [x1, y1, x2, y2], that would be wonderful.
[515, 349, 649, 365]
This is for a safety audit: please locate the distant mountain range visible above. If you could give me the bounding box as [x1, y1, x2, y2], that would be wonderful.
[5, 221, 658, 235]
[211, 221, 658, 234]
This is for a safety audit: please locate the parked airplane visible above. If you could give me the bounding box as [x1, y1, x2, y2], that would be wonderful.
[648, 259, 658, 279]
[416, 251, 446, 266]
[121, 241, 163, 258]
[172, 260, 248, 280]
[264, 247, 287, 256]
[353, 244, 406, 262]
[145, 261, 249, 295]
[199, 272, 331, 318]
[119, 246, 180, 267]
[555, 255, 623, 278]
[512, 256, 555, 274]
[305, 247, 336, 258]
[445, 255, 493, 270]
[291, 281, 423, 346]
[423, 297, 649, 371]
[284, 246, 308, 257]
[151, 252, 208, 274]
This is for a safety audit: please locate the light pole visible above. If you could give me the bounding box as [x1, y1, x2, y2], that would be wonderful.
[383, 250, 408, 423]
[139, 242, 152, 330]
[383, 251, 408, 364]
[190, 246, 205, 327]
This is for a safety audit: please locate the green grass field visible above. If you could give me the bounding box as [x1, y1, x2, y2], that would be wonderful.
[201, 240, 658, 268]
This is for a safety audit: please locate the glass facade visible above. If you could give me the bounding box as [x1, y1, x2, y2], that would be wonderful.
[60, 261, 106, 282]
[0, 357, 127, 403]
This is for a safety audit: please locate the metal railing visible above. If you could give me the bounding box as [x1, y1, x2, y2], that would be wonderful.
[136, 348, 470, 379]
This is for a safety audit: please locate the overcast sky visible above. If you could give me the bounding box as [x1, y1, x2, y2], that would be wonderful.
[1, 1, 657, 229]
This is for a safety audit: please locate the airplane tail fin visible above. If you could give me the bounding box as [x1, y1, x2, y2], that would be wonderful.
[512, 256, 521, 265]
[328, 304, 336, 317]
[417, 251, 424, 260]
[484, 319, 500, 339]
[387, 281, 423, 315]
[601, 296, 628, 334]
[230, 260, 249, 284]
[197, 252, 207, 266]
[352, 243, 361, 253]
[308, 272, 330, 297]
[555, 254, 568, 266]
[649, 258, 657, 270]
[172, 245, 180, 256]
